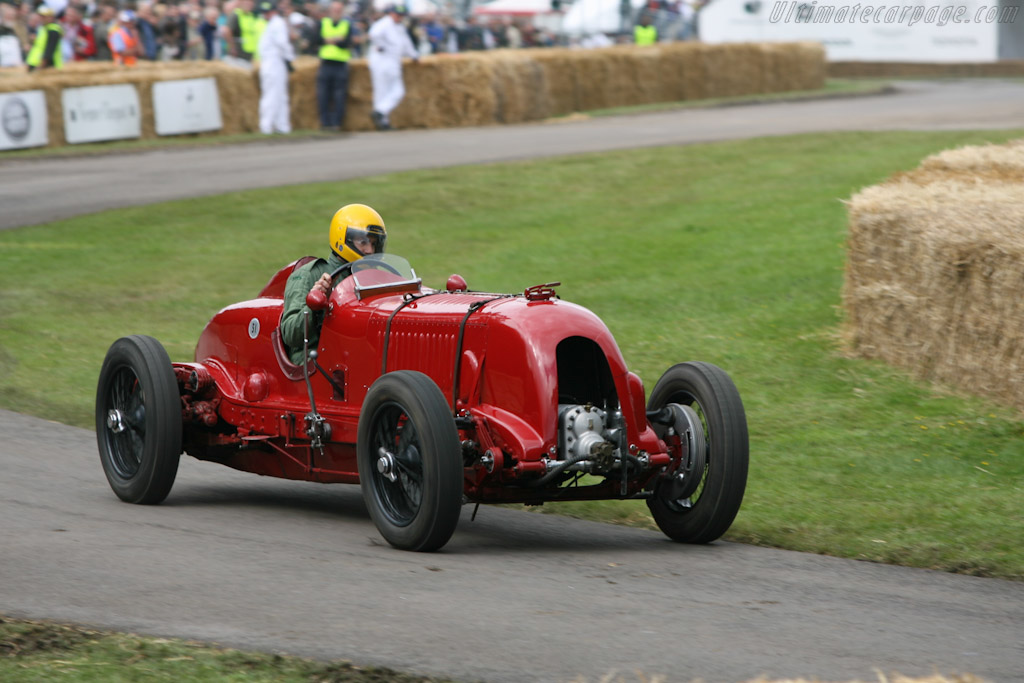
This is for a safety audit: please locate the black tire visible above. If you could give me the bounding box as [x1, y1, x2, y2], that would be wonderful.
[357, 371, 462, 552]
[646, 362, 748, 543]
[95, 335, 182, 504]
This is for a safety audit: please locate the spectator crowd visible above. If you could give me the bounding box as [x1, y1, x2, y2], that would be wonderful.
[0, 0, 700, 69]
[0, 0, 700, 134]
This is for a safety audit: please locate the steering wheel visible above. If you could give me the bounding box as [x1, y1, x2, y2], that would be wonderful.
[329, 262, 355, 280]
[307, 259, 405, 310]
[306, 262, 354, 311]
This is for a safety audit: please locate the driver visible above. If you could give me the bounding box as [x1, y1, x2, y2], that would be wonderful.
[280, 203, 387, 364]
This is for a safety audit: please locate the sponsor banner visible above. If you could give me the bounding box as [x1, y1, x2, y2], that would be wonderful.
[0, 90, 48, 151]
[152, 77, 223, 136]
[62, 84, 141, 144]
[701, 0, 1004, 62]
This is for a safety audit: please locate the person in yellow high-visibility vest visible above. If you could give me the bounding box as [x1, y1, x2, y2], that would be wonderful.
[316, 1, 353, 131]
[25, 5, 63, 71]
[634, 14, 657, 45]
[228, 0, 258, 60]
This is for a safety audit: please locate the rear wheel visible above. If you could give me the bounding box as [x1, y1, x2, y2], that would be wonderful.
[357, 371, 462, 552]
[646, 362, 748, 543]
[95, 335, 182, 504]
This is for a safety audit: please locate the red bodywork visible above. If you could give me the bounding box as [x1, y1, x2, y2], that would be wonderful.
[175, 257, 675, 504]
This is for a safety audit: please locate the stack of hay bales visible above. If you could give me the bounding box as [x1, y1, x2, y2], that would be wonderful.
[377, 41, 826, 131]
[0, 41, 824, 146]
[843, 139, 1024, 408]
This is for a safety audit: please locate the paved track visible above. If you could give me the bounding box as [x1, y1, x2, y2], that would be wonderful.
[2, 410, 1022, 682]
[2, 79, 1023, 682]
[2, 79, 1024, 231]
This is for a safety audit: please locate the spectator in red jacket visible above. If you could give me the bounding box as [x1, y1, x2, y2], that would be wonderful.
[63, 4, 96, 61]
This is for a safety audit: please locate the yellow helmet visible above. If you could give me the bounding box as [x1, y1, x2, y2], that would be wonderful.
[329, 204, 387, 263]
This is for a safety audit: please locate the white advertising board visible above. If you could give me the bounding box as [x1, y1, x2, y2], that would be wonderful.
[152, 77, 223, 136]
[0, 90, 48, 151]
[700, 0, 1009, 62]
[62, 84, 141, 144]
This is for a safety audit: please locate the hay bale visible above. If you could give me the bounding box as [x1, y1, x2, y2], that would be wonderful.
[918, 139, 1024, 179]
[536, 49, 582, 114]
[763, 41, 826, 93]
[843, 139, 1024, 409]
[286, 56, 319, 131]
[575, 47, 625, 110]
[619, 46, 669, 105]
[485, 49, 550, 124]
[652, 42, 694, 101]
[675, 42, 709, 100]
[702, 42, 765, 98]
[402, 53, 498, 129]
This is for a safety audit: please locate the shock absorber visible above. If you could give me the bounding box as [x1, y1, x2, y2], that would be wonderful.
[302, 309, 331, 450]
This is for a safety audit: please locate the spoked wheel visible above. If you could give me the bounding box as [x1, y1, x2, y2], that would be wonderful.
[357, 371, 462, 552]
[95, 335, 182, 504]
[646, 362, 748, 543]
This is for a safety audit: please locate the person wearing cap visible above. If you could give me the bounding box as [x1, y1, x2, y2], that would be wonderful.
[25, 5, 64, 70]
[257, 0, 294, 134]
[314, 1, 353, 131]
[367, 4, 418, 131]
[108, 9, 141, 65]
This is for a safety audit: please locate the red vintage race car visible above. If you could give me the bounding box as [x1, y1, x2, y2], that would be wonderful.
[96, 254, 748, 552]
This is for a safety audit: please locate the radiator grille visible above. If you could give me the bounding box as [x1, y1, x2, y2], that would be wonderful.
[386, 321, 460, 378]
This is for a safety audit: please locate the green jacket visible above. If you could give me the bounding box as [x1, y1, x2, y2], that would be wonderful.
[280, 253, 348, 364]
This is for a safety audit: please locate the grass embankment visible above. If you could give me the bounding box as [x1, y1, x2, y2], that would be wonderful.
[0, 615, 448, 682]
[1, 130, 1022, 580]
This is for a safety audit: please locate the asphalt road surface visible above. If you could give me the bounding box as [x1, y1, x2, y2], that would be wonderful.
[2, 79, 1023, 682]
[2, 410, 1022, 683]
[2, 78, 1024, 231]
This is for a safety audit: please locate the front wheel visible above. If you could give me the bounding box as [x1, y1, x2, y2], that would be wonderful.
[357, 371, 462, 552]
[95, 335, 182, 504]
[646, 362, 748, 544]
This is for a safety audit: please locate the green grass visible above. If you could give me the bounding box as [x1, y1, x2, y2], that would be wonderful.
[2, 130, 1023, 580]
[0, 615, 449, 682]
